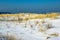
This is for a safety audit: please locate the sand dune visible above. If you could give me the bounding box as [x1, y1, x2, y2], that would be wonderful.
[0, 13, 60, 40]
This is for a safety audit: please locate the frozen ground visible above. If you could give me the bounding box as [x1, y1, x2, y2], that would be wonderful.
[0, 18, 60, 40]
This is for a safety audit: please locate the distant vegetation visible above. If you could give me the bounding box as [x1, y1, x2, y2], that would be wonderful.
[0, 12, 11, 14]
[0, 13, 60, 21]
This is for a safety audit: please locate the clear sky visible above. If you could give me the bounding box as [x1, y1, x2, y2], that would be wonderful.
[0, 0, 60, 13]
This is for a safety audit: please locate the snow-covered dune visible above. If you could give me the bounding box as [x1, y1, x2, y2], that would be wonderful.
[0, 18, 60, 40]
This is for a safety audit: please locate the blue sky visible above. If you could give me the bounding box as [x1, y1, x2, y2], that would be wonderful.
[0, 0, 60, 13]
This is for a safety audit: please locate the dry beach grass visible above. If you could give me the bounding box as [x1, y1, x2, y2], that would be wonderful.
[0, 13, 60, 40]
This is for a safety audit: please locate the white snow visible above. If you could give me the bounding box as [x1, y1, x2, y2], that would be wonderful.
[0, 17, 60, 40]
